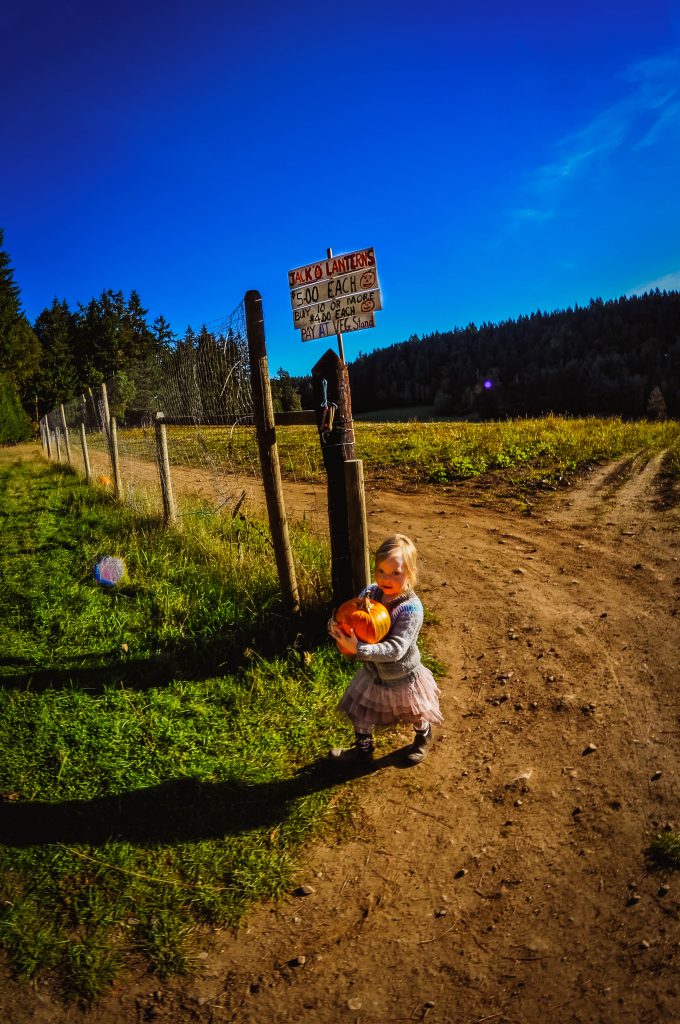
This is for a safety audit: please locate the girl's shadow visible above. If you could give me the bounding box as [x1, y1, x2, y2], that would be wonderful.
[0, 749, 411, 849]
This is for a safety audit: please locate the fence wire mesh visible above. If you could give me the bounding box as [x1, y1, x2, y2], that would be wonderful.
[39, 301, 328, 576]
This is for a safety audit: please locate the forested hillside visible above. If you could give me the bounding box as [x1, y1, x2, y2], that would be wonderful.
[347, 292, 680, 419]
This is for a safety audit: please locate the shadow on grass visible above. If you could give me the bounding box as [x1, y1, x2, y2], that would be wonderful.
[0, 750, 409, 848]
[0, 648, 233, 692]
[0, 609, 330, 692]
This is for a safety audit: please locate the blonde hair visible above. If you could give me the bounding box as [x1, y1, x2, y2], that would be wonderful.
[374, 533, 418, 586]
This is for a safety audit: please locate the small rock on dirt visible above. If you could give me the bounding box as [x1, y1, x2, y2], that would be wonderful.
[347, 998, 362, 1010]
[294, 884, 315, 896]
[582, 743, 597, 755]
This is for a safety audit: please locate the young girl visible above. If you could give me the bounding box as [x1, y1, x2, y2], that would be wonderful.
[328, 533, 443, 765]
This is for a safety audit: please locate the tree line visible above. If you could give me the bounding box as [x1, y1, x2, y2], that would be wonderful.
[1, 226, 678, 444]
[0, 229, 259, 441]
[343, 291, 680, 421]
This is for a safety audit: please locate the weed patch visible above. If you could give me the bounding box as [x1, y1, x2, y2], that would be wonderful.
[648, 831, 680, 869]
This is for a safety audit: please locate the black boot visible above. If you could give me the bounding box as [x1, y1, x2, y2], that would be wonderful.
[330, 732, 374, 765]
[406, 724, 433, 764]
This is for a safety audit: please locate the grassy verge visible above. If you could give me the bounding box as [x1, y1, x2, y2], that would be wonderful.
[102, 416, 680, 490]
[0, 451, 359, 1001]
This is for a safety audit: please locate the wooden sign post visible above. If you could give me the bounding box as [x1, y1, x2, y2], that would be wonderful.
[311, 348, 357, 604]
[288, 246, 382, 604]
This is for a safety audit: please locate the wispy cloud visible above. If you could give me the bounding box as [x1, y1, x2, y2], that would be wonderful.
[511, 48, 680, 225]
[627, 269, 680, 295]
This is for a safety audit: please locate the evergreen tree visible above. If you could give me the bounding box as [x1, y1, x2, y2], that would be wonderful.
[0, 228, 42, 419]
[0, 228, 21, 341]
[74, 291, 122, 384]
[124, 290, 153, 363]
[152, 314, 176, 352]
[0, 372, 32, 444]
[646, 385, 667, 420]
[271, 368, 302, 412]
[73, 288, 153, 384]
[33, 299, 78, 416]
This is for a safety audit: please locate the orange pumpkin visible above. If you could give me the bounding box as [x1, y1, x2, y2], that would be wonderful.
[335, 595, 391, 645]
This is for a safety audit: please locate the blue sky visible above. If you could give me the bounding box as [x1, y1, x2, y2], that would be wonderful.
[3, 0, 680, 376]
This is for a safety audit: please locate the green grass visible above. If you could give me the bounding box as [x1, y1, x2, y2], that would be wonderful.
[0, 451, 359, 1001]
[86, 415, 680, 491]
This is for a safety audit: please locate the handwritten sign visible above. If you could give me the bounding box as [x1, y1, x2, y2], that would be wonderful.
[288, 248, 381, 341]
[292, 290, 382, 330]
[299, 311, 376, 343]
[288, 247, 376, 289]
[290, 267, 380, 310]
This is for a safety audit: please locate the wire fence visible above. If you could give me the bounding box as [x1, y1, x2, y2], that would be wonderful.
[39, 301, 328, 554]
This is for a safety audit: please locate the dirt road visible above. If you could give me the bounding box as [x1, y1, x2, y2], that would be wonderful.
[4, 452, 680, 1023]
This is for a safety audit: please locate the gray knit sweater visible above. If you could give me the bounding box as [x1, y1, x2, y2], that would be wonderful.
[354, 584, 424, 686]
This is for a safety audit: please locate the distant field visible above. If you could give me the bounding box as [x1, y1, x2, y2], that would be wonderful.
[94, 415, 680, 488]
[354, 405, 442, 422]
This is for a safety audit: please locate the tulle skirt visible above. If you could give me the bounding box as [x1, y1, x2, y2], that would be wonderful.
[338, 664, 443, 733]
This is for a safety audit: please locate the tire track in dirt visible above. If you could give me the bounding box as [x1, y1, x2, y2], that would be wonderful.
[551, 449, 668, 533]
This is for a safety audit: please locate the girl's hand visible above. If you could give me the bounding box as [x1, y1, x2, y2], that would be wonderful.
[328, 619, 359, 656]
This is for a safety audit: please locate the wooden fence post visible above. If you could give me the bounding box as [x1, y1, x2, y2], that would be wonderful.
[109, 416, 123, 500]
[100, 382, 111, 442]
[245, 290, 300, 614]
[311, 349, 356, 604]
[80, 423, 92, 484]
[344, 459, 371, 594]
[55, 429, 62, 464]
[59, 404, 73, 465]
[154, 412, 177, 525]
[41, 420, 50, 459]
